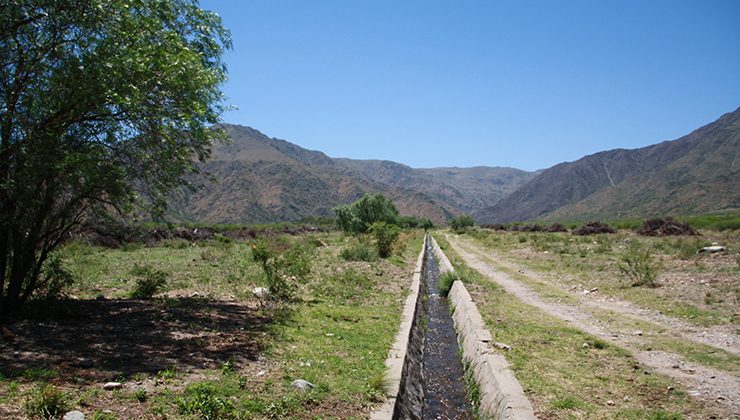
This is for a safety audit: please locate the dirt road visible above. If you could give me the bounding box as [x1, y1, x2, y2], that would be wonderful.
[445, 233, 740, 414]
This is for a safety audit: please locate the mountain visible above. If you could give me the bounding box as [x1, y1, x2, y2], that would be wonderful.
[476, 107, 740, 223]
[336, 160, 536, 215]
[171, 125, 535, 224]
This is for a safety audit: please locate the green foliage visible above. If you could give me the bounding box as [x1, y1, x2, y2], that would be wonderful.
[334, 194, 400, 234]
[251, 239, 311, 301]
[177, 382, 235, 420]
[551, 395, 585, 410]
[438, 271, 459, 297]
[398, 216, 435, 230]
[135, 388, 148, 403]
[34, 254, 74, 302]
[366, 371, 391, 401]
[449, 215, 475, 232]
[0, 0, 231, 319]
[129, 265, 168, 299]
[369, 222, 401, 258]
[340, 242, 377, 262]
[22, 367, 59, 380]
[23, 384, 69, 420]
[220, 360, 235, 375]
[617, 243, 661, 288]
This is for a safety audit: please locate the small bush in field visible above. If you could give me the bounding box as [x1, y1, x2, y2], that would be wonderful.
[23, 384, 69, 419]
[617, 243, 661, 288]
[251, 239, 311, 301]
[438, 271, 458, 297]
[340, 242, 377, 262]
[129, 265, 168, 299]
[35, 253, 74, 301]
[369, 222, 401, 258]
[177, 382, 234, 419]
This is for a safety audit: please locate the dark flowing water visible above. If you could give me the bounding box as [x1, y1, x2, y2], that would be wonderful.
[421, 240, 474, 419]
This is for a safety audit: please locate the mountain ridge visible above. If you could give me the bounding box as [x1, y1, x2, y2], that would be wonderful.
[172, 124, 535, 224]
[476, 107, 740, 223]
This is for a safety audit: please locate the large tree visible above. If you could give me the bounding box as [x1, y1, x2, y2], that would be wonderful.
[0, 0, 231, 319]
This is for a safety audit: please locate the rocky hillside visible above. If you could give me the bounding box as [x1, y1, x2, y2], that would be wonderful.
[171, 124, 534, 224]
[476, 107, 740, 223]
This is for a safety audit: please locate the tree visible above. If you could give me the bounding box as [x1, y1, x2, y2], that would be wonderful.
[449, 215, 475, 232]
[0, 0, 231, 319]
[334, 193, 399, 234]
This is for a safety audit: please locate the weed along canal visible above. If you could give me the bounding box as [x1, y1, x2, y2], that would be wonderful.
[389, 235, 474, 419]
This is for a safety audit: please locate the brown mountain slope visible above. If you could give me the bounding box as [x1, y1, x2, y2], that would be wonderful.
[476, 107, 740, 223]
[335, 160, 536, 215]
[172, 124, 532, 224]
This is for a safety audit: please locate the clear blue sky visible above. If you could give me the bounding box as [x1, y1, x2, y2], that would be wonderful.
[200, 0, 740, 171]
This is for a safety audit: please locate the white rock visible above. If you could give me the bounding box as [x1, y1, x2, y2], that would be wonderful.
[63, 411, 85, 420]
[103, 382, 122, 390]
[291, 379, 316, 392]
[252, 287, 270, 299]
[699, 246, 725, 253]
[634, 330, 643, 336]
[493, 342, 512, 351]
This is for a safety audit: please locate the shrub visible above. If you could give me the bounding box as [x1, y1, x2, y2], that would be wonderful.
[398, 216, 435, 230]
[367, 371, 391, 401]
[572, 221, 616, 235]
[340, 242, 377, 262]
[438, 271, 459, 297]
[129, 266, 168, 299]
[251, 238, 311, 301]
[617, 243, 661, 287]
[135, 388, 148, 403]
[369, 222, 401, 258]
[34, 254, 74, 301]
[449, 215, 475, 232]
[24, 384, 69, 420]
[177, 382, 235, 419]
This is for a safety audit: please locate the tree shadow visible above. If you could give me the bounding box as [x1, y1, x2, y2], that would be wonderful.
[0, 297, 279, 383]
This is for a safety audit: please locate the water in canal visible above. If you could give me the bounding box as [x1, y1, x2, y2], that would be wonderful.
[421, 239, 474, 419]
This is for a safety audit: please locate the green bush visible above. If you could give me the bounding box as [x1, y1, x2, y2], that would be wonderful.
[334, 193, 399, 234]
[35, 253, 74, 301]
[135, 388, 148, 403]
[617, 243, 661, 288]
[177, 382, 235, 419]
[438, 271, 459, 297]
[398, 216, 435, 230]
[340, 242, 377, 262]
[23, 384, 69, 420]
[369, 222, 401, 258]
[449, 215, 475, 232]
[129, 265, 168, 299]
[251, 238, 311, 301]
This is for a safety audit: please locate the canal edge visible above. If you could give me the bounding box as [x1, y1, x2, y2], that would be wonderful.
[429, 235, 537, 420]
[370, 234, 427, 419]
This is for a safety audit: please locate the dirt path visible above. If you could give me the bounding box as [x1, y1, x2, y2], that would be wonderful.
[445, 234, 740, 414]
[461, 237, 740, 355]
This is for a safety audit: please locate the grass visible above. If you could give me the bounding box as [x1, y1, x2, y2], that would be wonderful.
[0, 230, 425, 418]
[433, 232, 729, 419]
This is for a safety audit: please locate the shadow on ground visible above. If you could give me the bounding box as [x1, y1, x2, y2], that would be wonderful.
[0, 297, 277, 383]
